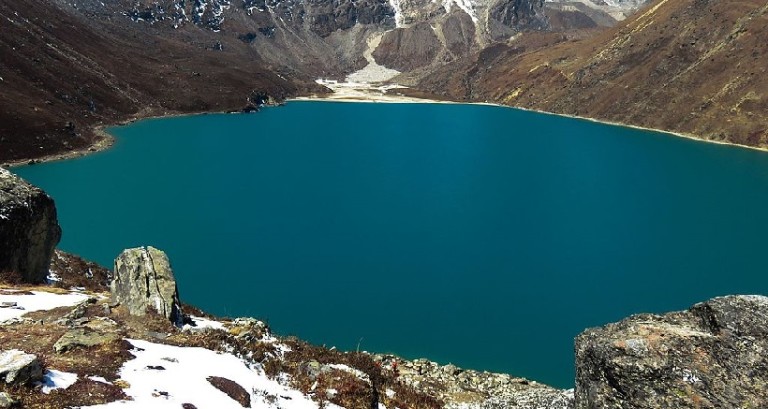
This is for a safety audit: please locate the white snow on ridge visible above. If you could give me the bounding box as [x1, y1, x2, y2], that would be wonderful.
[0, 290, 89, 323]
[388, 0, 404, 27]
[440, 0, 478, 23]
[80, 339, 345, 409]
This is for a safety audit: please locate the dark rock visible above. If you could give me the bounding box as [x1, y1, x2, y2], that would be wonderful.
[258, 26, 276, 38]
[490, 0, 549, 32]
[0, 169, 61, 284]
[111, 246, 183, 326]
[575, 295, 768, 409]
[238, 32, 258, 43]
[0, 350, 43, 385]
[53, 328, 119, 353]
[207, 376, 251, 407]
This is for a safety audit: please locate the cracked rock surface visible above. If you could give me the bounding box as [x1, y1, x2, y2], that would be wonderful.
[111, 246, 183, 326]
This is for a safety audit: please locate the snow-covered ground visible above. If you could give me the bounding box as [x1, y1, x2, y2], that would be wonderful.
[80, 339, 346, 409]
[38, 369, 79, 394]
[0, 290, 90, 323]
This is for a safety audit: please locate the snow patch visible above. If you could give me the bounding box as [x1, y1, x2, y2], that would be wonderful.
[388, 0, 404, 27]
[0, 290, 90, 323]
[79, 339, 344, 409]
[38, 369, 78, 394]
[327, 364, 370, 383]
[440, 0, 478, 23]
[88, 375, 112, 384]
[184, 315, 225, 331]
[46, 270, 61, 283]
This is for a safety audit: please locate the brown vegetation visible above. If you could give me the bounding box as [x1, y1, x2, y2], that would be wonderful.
[418, 0, 768, 147]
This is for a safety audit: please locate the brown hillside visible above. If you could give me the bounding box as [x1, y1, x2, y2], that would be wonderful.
[0, 0, 320, 164]
[418, 0, 768, 147]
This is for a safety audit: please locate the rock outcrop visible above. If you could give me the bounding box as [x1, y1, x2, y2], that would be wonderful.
[0, 169, 61, 284]
[111, 246, 183, 326]
[0, 350, 43, 386]
[53, 328, 120, 354]
[375, 355, 574, 408]
[575, 295, 768, 409]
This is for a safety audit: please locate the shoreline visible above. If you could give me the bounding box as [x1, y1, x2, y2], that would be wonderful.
[4, 87, 767, 169]
[293, 87, 768, 155]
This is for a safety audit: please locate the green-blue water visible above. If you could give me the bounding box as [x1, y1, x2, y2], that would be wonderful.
[15, 101, 768, 388]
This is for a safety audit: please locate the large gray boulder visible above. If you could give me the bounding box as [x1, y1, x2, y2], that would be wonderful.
[575, 295, 768, 408]
[0, 349, 43, 385]
[111, 246, 183, 326]
[0, 168, 61, 283]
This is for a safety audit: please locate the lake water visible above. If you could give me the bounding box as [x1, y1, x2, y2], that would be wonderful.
[15, 101, 768, 388]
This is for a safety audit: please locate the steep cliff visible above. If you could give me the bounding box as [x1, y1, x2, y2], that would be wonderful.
[0, 168, 60, 283]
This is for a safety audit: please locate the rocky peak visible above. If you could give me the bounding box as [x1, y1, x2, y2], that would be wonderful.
[0, 169, 61, 284]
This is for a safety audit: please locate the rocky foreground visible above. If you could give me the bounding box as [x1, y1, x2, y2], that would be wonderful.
[2, 168, 768, 408]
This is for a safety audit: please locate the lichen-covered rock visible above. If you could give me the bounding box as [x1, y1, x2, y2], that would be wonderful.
[0, 168, 61, 283]
[575, 295, 768, 409]
[111, 246, 182, 326]
[53, 328, 119, 353]
[0, 349, 43, 385]
[380, 355, 574, 408]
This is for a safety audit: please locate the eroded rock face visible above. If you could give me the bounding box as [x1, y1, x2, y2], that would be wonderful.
[0, 168, 61, 284]
[0, 350, 43, 385]
[575, 295, 768, 409]
[111, 246, 183, 326]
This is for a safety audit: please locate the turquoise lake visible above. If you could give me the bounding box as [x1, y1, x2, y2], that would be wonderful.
[15, 101, 768, 388]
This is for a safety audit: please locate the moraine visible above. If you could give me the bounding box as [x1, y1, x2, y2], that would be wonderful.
[14, 101, 768, 388]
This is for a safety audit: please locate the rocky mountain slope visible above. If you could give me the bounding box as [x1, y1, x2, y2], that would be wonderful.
[2, 169, 767, 408]
[416, 0, 768, 147]
[1, 0, 649, 164]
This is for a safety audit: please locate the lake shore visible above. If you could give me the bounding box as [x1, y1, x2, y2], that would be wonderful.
[4, 84, 766, 169]
[294, 82, 768, 155]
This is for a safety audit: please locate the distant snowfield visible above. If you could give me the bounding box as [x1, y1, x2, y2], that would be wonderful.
[0, 290, 90, 322]
[80, 339, 346, 409]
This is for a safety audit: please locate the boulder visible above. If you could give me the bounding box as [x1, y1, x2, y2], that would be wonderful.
[53, 328, 119, 353]
[207, 376, 251, 407]
[0, 168, 61, 283]
[111, 246, 182, 325]
[575, 295, 768, 409]
[0, 349, 43, 385]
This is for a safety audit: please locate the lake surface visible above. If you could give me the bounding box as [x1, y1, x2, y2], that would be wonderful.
[15, 101, 768, 388]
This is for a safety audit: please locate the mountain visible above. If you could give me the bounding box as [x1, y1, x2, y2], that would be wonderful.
[416, 0, 768, 147]
[0, 0, 649, 164]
